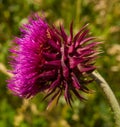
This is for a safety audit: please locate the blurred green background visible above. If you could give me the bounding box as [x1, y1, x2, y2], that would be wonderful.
[0, 0, 120, 127]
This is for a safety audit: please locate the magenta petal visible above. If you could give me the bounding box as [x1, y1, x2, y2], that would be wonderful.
[73, 24, 89, 42]
[44, 60, 61, 69]
[79, 37, 96, 45]
[60, 25, 67, 42]
[49, 28, 61, 43]
[63, 64, 69, 79]
[49, 74, 61, 90]
[52, 25, 61, 36]
[71, 73, 81, 89]
[38, 70, 56, 80]
[68, 45, 75, 54]
[64, 81, 72, 106]
[48, 40, 60, 51]
[61, 44, 69, 79]
[69, 57, 83, 68]
[70, 21, 73, 41]
[42, 52, 57, 60]
[80, 42, 101, 51]
[78, 29, 89, 42]
[77, 65, 96, 72]
[79, 50, 96, 57]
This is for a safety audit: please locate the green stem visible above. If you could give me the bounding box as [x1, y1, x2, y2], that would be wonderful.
[90, 71, 120, 127]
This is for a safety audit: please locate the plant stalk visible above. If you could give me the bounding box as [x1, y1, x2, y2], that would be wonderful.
[90, 71, 120, 127]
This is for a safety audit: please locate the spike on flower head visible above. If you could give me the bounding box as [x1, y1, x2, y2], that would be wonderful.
[8, 14, 101, 107]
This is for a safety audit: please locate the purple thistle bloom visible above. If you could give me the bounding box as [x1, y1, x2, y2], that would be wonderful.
[8, 14, 100, 107]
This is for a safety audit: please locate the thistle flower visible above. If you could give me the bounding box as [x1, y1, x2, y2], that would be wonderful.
[8, 14, 100, 107]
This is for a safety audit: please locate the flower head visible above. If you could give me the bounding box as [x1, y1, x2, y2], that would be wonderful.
[8, 14, 100, 107]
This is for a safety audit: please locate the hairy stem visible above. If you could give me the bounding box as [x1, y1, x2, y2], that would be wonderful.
[90, 71, 120, 127]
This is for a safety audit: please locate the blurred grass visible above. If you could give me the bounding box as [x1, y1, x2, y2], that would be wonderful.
[0, 0, 120, 127]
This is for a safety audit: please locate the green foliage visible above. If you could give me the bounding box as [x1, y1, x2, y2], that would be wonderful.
[0, 0, 120, 126]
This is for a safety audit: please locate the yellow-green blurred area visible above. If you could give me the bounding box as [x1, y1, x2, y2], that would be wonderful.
[0, 0, 120, 126]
